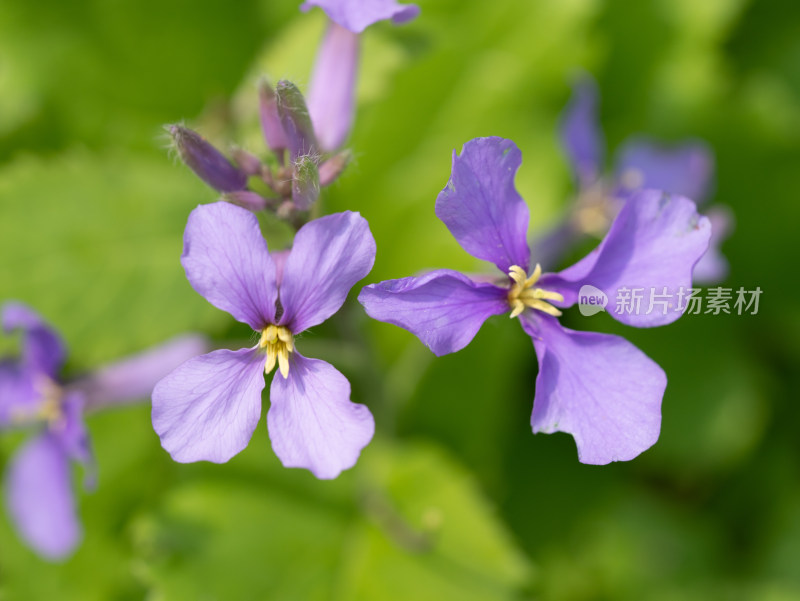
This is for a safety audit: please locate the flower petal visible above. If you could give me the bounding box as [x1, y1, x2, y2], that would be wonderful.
[151, 348, 266, 463]
[560, 74, 604, 185]
[0, 360, 39, 429]
[359, 269, 508, 356]
[4, 432, 81, 560]
[435, 137, 531, 273]
[267, 353, 373, 479]
[308, 22, 360, 152]
[692, 205, 733, 284]
[278, 211, 376, 333]
[522, 314, 665, 465]
[2, 302, 65, 378]
[182, 202, 278, 330]
[300, 0, 420, 33]
[540, 189, 711, 327]
[615, 137, 714, 204]
[69, 334, 209, 412]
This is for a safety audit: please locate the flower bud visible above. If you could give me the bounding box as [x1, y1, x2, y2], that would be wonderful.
[276, 80, 318, 161]
[319, 150, 352, 186]
[168, 125, 247, 192]
[292, 155, 320, 211]
[230, 147, 263, 176]
[223, 190, 269, 212]
[259, 80, 289, 155]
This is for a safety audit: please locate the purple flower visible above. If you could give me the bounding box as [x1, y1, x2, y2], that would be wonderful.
[551, 74, 731, 282]
[0, 302, 205, 560]
[302, 0, 420, 152]
[151, 202, 376, 479]
[359, 137, 711, 464]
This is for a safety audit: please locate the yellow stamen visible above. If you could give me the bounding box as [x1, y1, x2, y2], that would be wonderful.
[259, 325, 294, 379]
[507, 263, 564, 318]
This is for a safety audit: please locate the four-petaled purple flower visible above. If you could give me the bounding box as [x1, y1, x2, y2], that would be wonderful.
[539, 73, 732, 282]
[301, 0, 420, 152]
[359, 137, 712, 464]
[0, 302, 205, 559]
[152, 202, 377, 479]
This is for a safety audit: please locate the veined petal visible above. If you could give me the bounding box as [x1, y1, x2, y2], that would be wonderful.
[278, 211, 376, 333]
[151, 348, 266, 464]
[2, 302, 65, 378]
[69, 334, 209, 412]
[615, 137, 714, 204]
[4, 432, 81, 560]
[560, 74, 604, 186]
[436, 137, 531, 273]
[300, 0, 420, 33]
[267, 353, 374, 479]
[358, 269, 508, 356]
[182, 202, 278, 330]
[540, 189, 711, 327]
[308, 22, 360, 152]
[692, 205, 733, 284]
[522, 314, 665, 465]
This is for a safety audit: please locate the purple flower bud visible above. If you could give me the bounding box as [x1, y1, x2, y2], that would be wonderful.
[319, 150, 352, 186]
[168, 125, 248, 193]
[230, 148, 263, 176]
[275, 80, 319, 161]
[292, 155, 321, 211]
[259, 80, 289, 156]
[223, 190, 270, 212]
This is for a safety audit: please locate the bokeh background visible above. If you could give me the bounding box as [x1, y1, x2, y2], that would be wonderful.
[2, 0, 799, 599]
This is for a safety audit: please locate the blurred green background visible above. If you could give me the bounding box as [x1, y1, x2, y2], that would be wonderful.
[1, 0, 799, 599]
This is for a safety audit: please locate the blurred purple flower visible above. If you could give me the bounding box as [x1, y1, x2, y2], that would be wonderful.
[544, 74, 731, 282]
[152, 202, 376, 479]
[0, 302, 206, 560]
[359, 137, 711, 464]
[301, 0, 420, 151]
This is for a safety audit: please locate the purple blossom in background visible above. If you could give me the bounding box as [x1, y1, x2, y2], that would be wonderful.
[359, 137, 711, 464]
[152, 202, 376, 479]
[537, 73, 732, 282]
[301, 0, 420, 151]
[0, 302, 206, 560]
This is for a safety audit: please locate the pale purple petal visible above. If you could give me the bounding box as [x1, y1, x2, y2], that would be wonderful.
[692, 205, 733, 284]
[308, 22, 360, 152]
[0, 360, 38, 429]
[268, 353, 373, 479]
[560, 74, 604, 186]
[69, 334, 209, 412]
[522, 314, 665, 465]
[278, 211, 376, 333]
[52, 392, 93, 467]
[615, 137, 714, 204]
[4, 432, 81, 560]
[151, 348, 266, 464]
[540, 189, 711, 327]
[301, 0, 420, 33]
[358, 269, 508, 356]
[2, 302, 65, 378]
[182, 202, 278, 330]
[436, 137, 531, 273]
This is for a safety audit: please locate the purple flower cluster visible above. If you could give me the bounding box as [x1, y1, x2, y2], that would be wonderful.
[0, 303, 204, 559]
[360, 137, 711, 464]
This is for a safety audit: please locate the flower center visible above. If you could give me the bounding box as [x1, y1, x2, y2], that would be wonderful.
[10, 376, 64, 427]
[259, 325, 294, 379]
[507, 264, 564, 319]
